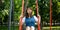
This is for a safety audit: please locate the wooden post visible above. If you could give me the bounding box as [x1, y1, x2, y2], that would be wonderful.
[50, 0, 52, 30]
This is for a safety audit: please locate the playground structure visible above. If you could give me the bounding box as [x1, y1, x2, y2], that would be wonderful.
[8, 0, 52, 30]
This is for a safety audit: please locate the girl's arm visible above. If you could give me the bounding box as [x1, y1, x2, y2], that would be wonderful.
[34, 15, 41, 24]
[34, 16, 38, 22]
[22, 17, 25, 24]
[20, 14, 25, 25]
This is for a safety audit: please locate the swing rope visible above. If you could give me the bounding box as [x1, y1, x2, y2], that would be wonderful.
[19, 0, 24, 30]
[36, 0, 41, 30]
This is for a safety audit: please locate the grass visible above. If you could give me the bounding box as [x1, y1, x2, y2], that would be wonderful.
[42, 26, 60, 30]
[0, 26, 60, 30]
[0, 26, 19, 30]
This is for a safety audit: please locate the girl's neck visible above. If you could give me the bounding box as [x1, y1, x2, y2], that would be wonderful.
[28, 13, 30, 16]
[29, 15, 30, 18]
[28, 13, 33, 18]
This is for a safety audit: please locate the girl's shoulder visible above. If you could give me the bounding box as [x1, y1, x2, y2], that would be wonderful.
[33, 16, 38, 21]
[23, 17, 26, 19]
[33, 16, 37, 18]
[33, 16, 38, 19]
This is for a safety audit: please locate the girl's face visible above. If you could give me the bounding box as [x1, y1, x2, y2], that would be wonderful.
[27, 8, 32, 14]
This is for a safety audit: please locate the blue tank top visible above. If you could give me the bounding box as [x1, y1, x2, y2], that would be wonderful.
[25, 16, 35, 26]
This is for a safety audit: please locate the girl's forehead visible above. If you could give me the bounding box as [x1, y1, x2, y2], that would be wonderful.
[28, 8, 32, 11]
[27, 8, 32, 10]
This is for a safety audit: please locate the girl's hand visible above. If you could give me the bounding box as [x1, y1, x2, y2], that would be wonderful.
[37, 14, 40, 17]
[20, 14, 23, 18]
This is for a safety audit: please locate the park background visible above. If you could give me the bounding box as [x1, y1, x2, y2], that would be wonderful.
[0, 0, 60, 30]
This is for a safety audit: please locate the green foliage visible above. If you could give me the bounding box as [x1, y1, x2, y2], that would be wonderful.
[14, 0, 22, 21]
[0, 0, 9, 23]
[0, 0, 60, 23]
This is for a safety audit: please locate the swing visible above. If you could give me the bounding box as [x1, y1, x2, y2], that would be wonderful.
[19, 0, 40, 30]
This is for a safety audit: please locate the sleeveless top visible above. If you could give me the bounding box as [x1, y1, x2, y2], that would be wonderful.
[25, 16, 35, 26]
[22, 16, 38, 27]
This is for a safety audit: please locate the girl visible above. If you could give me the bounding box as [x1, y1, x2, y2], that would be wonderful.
[20, 7, 41, 30]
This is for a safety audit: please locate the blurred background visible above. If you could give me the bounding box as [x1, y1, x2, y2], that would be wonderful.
[0, 0, 60, 30]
